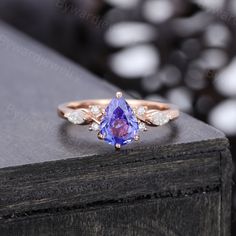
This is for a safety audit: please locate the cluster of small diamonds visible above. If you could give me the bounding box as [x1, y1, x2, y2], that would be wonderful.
[65, 105, 171, 133]
[65, 105, 102, 131]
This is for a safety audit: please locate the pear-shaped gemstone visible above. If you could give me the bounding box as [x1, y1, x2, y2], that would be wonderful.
[100, 96, 139, 146]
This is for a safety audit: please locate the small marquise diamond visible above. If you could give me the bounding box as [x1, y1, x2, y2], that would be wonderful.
[65, 110, 86, 125]
[152, 112, 170, 126]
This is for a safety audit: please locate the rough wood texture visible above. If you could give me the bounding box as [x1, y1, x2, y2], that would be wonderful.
[0, 22, 232, 235]
[1, 193, 221, 236]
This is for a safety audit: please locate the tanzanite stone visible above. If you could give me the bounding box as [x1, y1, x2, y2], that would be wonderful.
[100, 96, 139, 146]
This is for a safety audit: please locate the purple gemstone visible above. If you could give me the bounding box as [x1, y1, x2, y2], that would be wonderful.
[100, 96, 139, 146]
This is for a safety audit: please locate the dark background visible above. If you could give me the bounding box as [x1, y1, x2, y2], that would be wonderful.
[0, 0, 235, 233]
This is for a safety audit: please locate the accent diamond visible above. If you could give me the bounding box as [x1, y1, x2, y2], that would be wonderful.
[90, 105, 101, 115]
[90, 122, 100, 131]
[139, 122, 146, 131]
[65, 110, 85, 124]
[152, 112, 170, 126]
[137, 106, 146, 116]
[100, 96, 139, 146]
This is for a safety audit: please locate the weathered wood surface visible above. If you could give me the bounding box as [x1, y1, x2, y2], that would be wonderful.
[0, 22, 232, 235]
[0, 151, 220, 217]
[1, 193, 221, 236]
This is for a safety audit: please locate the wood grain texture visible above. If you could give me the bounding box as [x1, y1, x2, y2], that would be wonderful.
[1, 193, 221, 236]
[0, 22, 232, 235]
[0, 152, 220, 217]
[220, 149, 233, 236]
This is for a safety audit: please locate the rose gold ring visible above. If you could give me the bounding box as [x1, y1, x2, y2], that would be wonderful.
[58, 92, 180, 149]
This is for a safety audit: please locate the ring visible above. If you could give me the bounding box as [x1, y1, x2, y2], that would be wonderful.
[57, 92, 180, 149]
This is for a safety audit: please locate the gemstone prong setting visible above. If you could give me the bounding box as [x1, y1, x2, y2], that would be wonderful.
[115, 143, 121, 150]
[97, 133, 105, 140]
[116, 91, 123, 98]
[99, 93, 139, 147]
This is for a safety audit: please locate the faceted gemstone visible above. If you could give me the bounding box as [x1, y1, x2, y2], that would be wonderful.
[100, 96, 139, 146]
[111, 115, 129, 137]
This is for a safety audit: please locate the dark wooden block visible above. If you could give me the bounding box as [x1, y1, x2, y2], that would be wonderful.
[0, 22, 232, 236]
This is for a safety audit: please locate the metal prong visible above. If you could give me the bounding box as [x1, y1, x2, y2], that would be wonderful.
[134, 135, 140, 141]
[115, 143, 121, 150]
[89, 126, 93, 131]
[116, 92, 123, 98]
[97, 133, 104, 140]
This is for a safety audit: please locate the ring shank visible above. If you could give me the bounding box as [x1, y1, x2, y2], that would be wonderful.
[58, 99, 179, 121]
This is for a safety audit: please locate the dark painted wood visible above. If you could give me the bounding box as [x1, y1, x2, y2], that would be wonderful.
[0, 22, 232, 235]
[1, 193, 220, 236]
[0, 152, 221, 217]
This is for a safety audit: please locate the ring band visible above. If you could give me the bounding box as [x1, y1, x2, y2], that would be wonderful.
[58, 92, 180, 149]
